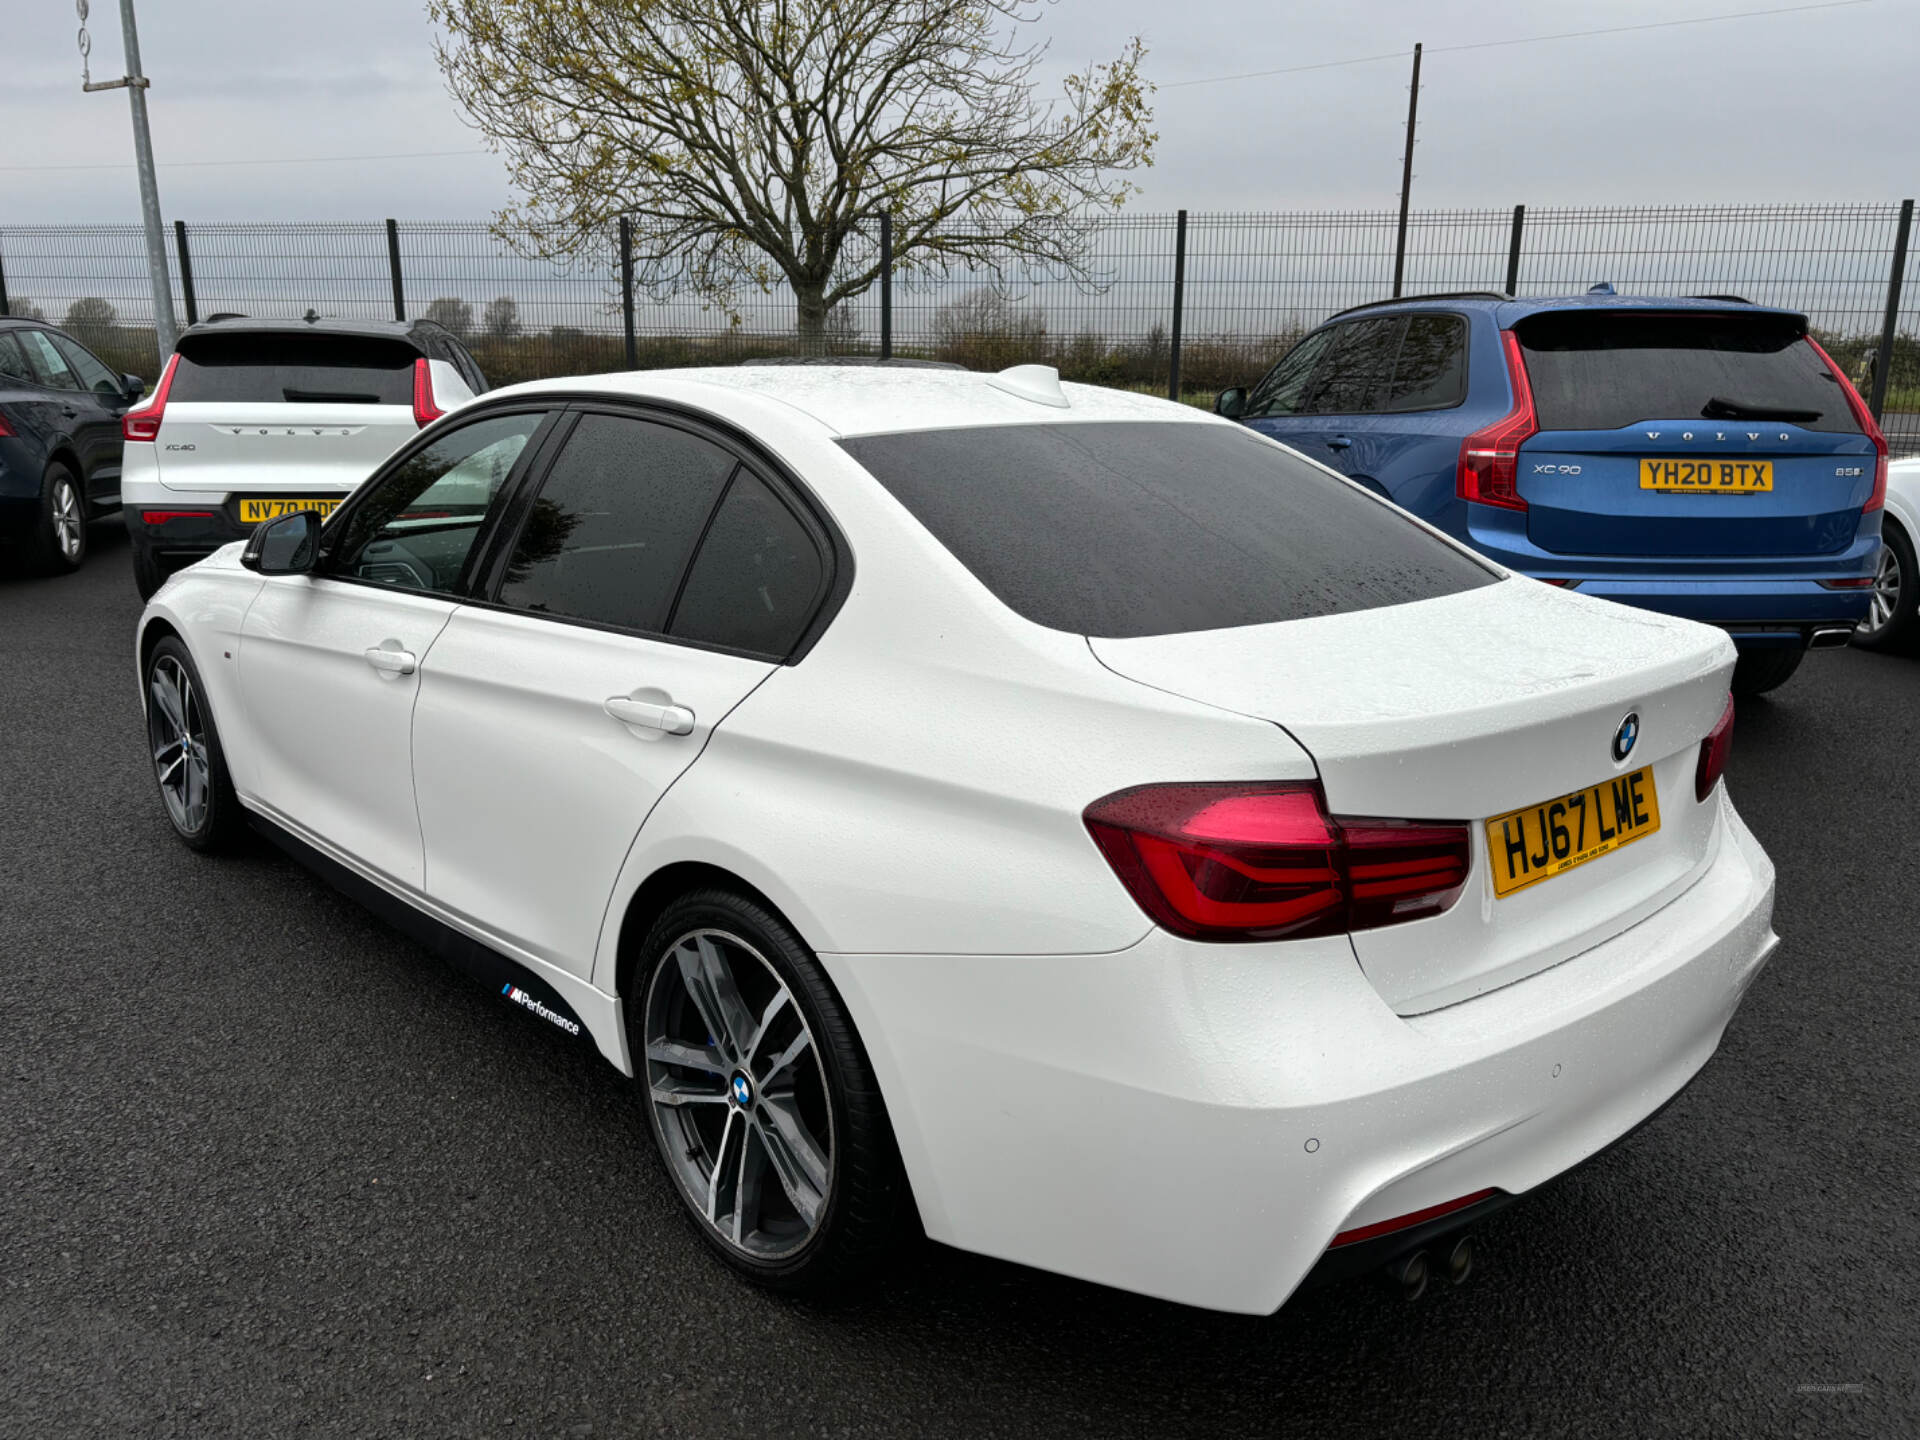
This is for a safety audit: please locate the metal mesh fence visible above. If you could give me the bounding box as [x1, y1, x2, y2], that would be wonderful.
[1, 203, 1913, 451]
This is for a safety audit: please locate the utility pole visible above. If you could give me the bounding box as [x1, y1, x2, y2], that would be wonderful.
[1391, 42, 1422, 300]
[78, 0, 179, 359]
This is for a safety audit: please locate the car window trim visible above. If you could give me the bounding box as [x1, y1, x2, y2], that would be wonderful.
[466, 394, 851, 666]
[313, 404, 566, 603]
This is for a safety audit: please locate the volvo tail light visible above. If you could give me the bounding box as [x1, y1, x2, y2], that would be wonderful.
[1695, 694, 1735, 802]
[1805, 335, 1888, 511]
[1456, 329, 1538, 512]
[1084, 782, 1470, 943]
[121, 355, 178, 442]
[412, 357, 444, 428]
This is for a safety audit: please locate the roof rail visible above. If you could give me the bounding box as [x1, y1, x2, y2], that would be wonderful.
[1689, 294, 1753, 304]
[1327, 290, 1510, 320]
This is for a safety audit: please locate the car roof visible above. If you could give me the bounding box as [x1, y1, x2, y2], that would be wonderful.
[177, 316, 437, 345]
[1322, 291, 1806, 328]
[492, 364, 1208, 438]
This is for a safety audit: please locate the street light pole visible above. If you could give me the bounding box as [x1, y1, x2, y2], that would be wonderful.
[79, 0, 179, 360]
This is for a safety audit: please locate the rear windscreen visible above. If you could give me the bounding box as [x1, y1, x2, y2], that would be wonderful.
[169, 332, 417, 404]
[1516, 311, 1859, 433]
[839, 421, 1495, 638]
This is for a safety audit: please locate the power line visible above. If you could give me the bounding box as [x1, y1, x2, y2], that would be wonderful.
[4, 0, 1880, 173]
[1158, 0, 1876, 91]
[0, 147, 491, 174]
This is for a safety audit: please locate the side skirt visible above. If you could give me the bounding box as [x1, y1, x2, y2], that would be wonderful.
[247, 811, 617, 1062]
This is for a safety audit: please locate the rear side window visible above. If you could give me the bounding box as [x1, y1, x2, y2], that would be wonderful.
[0, 333, 27, 381]
[15, 330, 79, 389]
[1299, 318, 1402, 414]
[1516, 311, 1858, 433]
[496, 413, 737, 633]
[840, 422, 1494, 638]
[670, 470, 825, 656]
[169, 332, 418, 405]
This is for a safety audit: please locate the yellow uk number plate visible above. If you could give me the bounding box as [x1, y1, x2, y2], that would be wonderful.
[239, 497, 341, 523]
[1639, 458, 1773, 493]
[1485, 766, 1662, 898]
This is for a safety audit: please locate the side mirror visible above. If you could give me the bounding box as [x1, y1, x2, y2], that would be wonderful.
[1214, 387, 1248, 420]
[121, 373, 148, 402]
[241, 511, 320, 575]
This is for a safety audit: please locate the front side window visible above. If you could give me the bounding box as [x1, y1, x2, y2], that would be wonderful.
[327, 411, 545, 594]
[1245, 328, 1337, 418]
[496, 414, 737, 632]
[15, 330, 79, 390]
[49, 333, 122, 397]
[0, 333, 28, 381]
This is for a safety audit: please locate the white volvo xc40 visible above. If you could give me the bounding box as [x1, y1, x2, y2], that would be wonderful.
[136, 363, 1777, 1314]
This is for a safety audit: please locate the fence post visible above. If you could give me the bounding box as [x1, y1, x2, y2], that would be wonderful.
[1870, 198, 1912, 423]
[1504, 205, 1525, 296]
[879, 212, 893, 361]
[1168, 209, 1188, 403]
[385, 218, 405, 322]
[0, 239, 8, 317]
[174, 219, 198, 327]
[620, 216, 637, 370]
[1392, 43, 1423, 299]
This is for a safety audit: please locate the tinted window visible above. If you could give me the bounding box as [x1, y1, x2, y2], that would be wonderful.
[15, 330, 79, 389]
[497, 414, 736, 632]
[1381, 314, 1469, 411]
[0, 333, 27, 381]
[170, 332, 417, 404]
[330, 412, 543, 594]
[1517, 311, 1858, 433]
[1298, 318, 1402, 415]
[1245, 328, 1337, 418]
[671, 471, 825, 656]
[840, 422, 1493, 638]
[49, 333, 122, 397]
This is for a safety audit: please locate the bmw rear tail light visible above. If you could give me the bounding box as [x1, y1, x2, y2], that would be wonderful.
[1805, 335, 1888, 511]
[121, 355, 177, 442]
[1084, 782, 1470, 942]
[412, 358, 444, 428]
[1695, 693, 1735, 802]
[1457, 330, 1538, 512]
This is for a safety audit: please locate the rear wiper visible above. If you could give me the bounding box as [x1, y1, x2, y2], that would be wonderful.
[1702, 396, 1821, 423]
[281, 389, 382, 404]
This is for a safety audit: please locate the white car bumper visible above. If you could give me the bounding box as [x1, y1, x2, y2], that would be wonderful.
[821, 790, 1777, 1314]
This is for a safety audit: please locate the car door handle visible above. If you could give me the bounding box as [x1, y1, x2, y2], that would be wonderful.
[363, 646, 417, 676]
[604, 695, 696, 736]
[1326, 435, 1353, 451]
[61, 406, 80, 419]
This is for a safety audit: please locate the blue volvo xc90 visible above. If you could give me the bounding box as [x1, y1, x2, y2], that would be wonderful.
[1216, 291, 1887, 694]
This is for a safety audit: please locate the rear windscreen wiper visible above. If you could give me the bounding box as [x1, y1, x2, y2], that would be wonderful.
[281, 389, 383, 404]
[1702, 396, 1822, 423]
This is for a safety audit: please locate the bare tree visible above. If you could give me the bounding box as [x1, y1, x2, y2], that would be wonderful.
[428, 0, 1155, 341]
[483, 295, 522, 339]
[422, 296, 475, 338]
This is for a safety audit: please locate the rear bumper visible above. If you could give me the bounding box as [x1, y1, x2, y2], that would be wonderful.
[122, 475, 277, 577]
[823, 790, 1777, 1314]
[1464, 505, 1878, 638]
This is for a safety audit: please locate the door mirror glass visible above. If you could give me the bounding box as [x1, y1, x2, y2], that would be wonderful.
[243, 511, 320, 574]
[122, 373, 148, 401]
[1213, 387, 1248, 419]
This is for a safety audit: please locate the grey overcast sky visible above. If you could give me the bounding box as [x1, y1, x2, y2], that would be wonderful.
[2, 0, 1914, 223]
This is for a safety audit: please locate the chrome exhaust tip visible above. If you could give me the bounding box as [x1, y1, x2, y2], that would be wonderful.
[1808, 626, 1855, 650]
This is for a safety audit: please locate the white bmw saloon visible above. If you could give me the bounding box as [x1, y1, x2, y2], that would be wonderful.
[136, 362, 1776, 1314]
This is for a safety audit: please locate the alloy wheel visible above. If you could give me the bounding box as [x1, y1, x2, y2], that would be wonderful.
[148, 656, 211, 834]
[52, 478, 83, 560]
[1862, 542, 1901, 635]
[644, 928, 835, 1260]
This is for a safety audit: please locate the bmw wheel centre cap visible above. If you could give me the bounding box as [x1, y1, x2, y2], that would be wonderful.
[731, 1073, 754, 1108]
[1612, 712, 1640, 764]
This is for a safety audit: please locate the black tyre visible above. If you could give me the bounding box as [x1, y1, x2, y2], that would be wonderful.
[631, 887, 907, 1294]
[143, 635, 246, 851]
[132, 543, 168, 602]
[31, 461, 87, 574]
[1730, 647, 1804, 697]
[1852, 519, 1916, 654]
